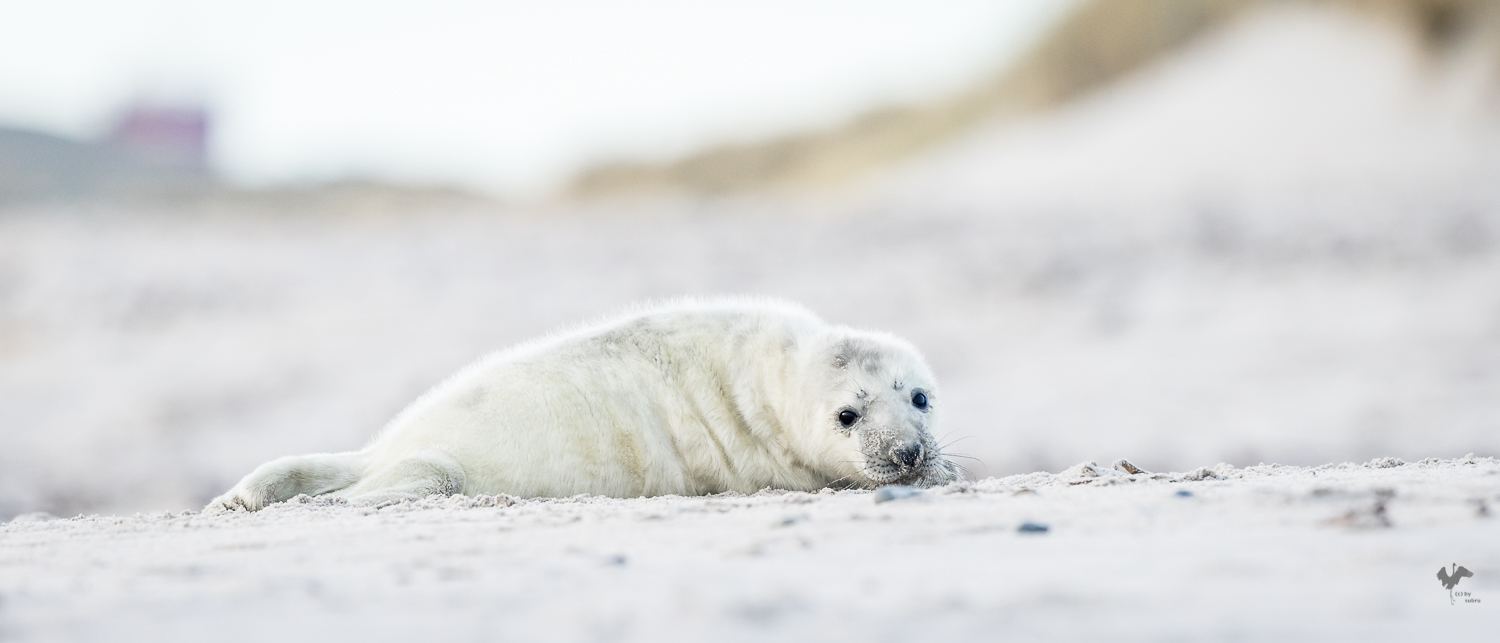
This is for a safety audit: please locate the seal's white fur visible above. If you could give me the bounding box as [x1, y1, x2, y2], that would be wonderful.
[207, 298, 956, 511]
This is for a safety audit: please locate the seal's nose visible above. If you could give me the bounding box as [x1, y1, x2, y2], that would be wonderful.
[893, 442, 923, 469]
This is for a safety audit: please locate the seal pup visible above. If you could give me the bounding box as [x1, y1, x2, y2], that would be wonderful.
[207, 298, 958, 511]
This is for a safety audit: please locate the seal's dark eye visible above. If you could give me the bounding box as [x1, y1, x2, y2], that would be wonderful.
[911, 391, 928, 410]
[838, 409, 860, 427]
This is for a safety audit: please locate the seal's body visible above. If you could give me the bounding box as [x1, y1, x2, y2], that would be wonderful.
[207, 299, 956, 511]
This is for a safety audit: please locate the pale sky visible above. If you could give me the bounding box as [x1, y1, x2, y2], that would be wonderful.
[0, 1, 1072, 196]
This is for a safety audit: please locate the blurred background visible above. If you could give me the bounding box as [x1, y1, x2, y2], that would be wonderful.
[2, 0, 1499, 519]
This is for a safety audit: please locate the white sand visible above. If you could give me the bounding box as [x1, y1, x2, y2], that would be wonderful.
[3, 457, 1496, 641]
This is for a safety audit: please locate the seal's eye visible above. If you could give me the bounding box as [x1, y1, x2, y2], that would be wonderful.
[911, 391, 928, 410]
[838, 409, 860, 427]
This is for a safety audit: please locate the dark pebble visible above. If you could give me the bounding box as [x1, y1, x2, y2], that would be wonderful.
[872, 485, 920, 504]
[1017, 522, 1049, 534]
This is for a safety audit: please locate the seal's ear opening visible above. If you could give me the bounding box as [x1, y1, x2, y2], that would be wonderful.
[828, 336, 887, 375]
[827, 335, 853, 369]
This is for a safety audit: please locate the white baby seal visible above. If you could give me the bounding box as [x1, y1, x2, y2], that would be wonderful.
[207, 298, 958, 511]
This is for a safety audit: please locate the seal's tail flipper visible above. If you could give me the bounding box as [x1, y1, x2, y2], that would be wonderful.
[338, 450, 467, 507]
[205, 451, 368, 512]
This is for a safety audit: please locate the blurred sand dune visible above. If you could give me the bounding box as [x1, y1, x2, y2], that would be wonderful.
[570, 0, 1500, 196]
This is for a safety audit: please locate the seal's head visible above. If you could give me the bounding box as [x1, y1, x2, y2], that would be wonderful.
[795, 328, 960, 489]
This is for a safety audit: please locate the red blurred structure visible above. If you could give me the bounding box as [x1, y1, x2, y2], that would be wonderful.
[108, 105, 210, 171]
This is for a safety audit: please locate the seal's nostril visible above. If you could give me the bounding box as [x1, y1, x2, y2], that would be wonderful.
[894, 443, 922, 468]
